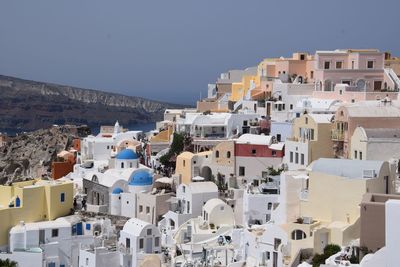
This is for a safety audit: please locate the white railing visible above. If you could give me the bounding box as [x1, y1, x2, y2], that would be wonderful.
[385, 68, 400, 90]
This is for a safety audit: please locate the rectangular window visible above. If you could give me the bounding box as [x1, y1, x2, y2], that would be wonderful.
[139, 238, 143, 249]
[301, 154, 304, 165]
[155, 237, 160, 247]
[310, 71, 314, 79]
[52, 229, 59, 238]
[239, 166, 245, 176]
[290, 152, 293, 163]
[146, 206, 150, 214]
[310, 129, 314, 140]
[147, 229, 152, 236]
[60, 193, 65, 203]
[354, 150, 357, 159]
[183, 160, 185, 167]
[360, 151, 363, 160]
[335, 61, 343, 69]
[139, 205, 143, 213]
[342, 80, 351, 85]
[86, 223, 91, 230]
[126, 238, 131, 248]
[324, 61, 330, 70]
[295, 153, 299, 164]
[252, 149, 257, 155]
[367, 60, 374, 69]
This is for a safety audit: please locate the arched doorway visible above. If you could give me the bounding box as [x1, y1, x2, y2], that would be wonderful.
[201, 166, 212, 181]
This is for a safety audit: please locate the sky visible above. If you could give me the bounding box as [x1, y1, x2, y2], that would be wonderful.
[0, 0, 399, 105]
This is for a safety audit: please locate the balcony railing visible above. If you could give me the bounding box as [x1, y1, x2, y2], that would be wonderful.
[331, 130, 345, 141]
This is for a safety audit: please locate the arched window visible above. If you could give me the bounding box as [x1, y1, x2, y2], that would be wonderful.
[121, 162, 124, 168]
[227, 151, 231, 158]
[356, 79, 366, 90]
[216, 151, 220, 158]
[291, 229, 307, 240]
[268, 202, 273, 210]
[92, 175, 98, 183]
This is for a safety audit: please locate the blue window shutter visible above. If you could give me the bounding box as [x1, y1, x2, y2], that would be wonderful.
[86, 223, 91, 230]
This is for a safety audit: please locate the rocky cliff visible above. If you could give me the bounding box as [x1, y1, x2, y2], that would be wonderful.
[0, 125, 90, 184]
[0, 75, 186, 132]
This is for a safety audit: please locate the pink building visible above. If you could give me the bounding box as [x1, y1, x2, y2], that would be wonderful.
[313, 49, 399, 102]
[332, 100, 400, 158]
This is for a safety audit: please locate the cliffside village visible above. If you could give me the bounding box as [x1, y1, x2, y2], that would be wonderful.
[1, 49, 400, 267]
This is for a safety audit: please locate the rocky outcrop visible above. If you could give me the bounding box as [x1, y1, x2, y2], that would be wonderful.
[0, 75, 186, 132]
[0, 125, 90, 184]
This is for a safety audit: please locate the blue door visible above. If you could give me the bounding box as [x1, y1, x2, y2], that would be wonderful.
[77, 222, 83, 235]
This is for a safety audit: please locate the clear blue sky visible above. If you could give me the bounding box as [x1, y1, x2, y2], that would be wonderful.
[0, 0, 399, 104]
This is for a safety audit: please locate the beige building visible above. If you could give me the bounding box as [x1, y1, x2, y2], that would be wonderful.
[210, 140, 235, 179]
[175, 151, 213, 184]
[285, 113, 334, 170]
[283, 158, 395, 260]
[360, 193, 400, 253]
[136, 190, 174, 225]
[350, 126, 400, 161]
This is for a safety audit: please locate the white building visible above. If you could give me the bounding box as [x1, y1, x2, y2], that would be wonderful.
[158, 182, 218, 247]
[173, 198, 236, 266]
[240, 224, 290, 267]
[81, 149, 154, 217]
[0, 216, 111, 267]
[176, 112, 260, 139]
[118, 218, 161, 267]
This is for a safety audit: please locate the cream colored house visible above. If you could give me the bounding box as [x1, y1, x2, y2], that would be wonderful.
[175, 151, 213, 184]
[285, 113, 334, 170]
[282, 158, 394, 262]
[350, 126, 400, 161]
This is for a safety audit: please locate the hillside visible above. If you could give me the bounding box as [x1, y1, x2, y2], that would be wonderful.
[0, 75, 186, 132]
[0, 125, 90, 184]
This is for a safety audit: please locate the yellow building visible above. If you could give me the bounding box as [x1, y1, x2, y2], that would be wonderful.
[229, 75, 261, 102]
[0, 179, 74, 248]
[150, 126, 173, 144]
[384, 52, 400, 76]
[284, 158, 394, 261]
[285, 113, 334, 170]
[175, 151, 213, 184]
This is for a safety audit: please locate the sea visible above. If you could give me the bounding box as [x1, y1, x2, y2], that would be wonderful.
[0, 122, 157, 137]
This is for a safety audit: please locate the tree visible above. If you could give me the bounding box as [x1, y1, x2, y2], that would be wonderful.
[312, 244, 341, 267]
[0, 259, 18, 267]
[159, 133, 185, 167]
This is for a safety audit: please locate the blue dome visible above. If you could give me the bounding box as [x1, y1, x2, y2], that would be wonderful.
[129, 170, 153, 186]
[116, 149, 138, 160]
[112, 187, 123, 194]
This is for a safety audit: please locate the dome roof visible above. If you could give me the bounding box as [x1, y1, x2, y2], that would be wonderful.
[129, 170, 153, 186]
[116, 149, 138, 160]
[112, 187, 123, 194]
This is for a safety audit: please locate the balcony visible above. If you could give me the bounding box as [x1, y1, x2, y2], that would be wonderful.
[331, 130, 345, 141]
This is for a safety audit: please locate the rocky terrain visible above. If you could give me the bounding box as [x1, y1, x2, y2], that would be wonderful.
[0, 125, 90, 185]
[0, 75, 186, 132]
